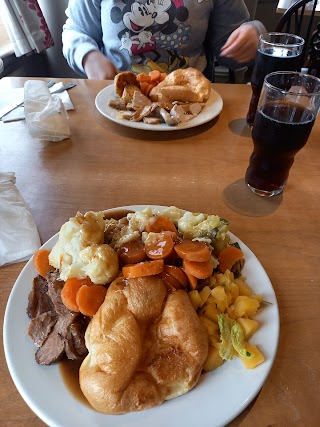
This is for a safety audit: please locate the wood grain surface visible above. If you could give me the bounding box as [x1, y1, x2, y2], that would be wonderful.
[0, 77, 319, 427]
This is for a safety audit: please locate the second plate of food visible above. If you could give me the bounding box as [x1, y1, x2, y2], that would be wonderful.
[95, 85, 223, 131]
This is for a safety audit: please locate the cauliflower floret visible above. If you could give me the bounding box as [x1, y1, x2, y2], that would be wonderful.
[177, 211, 229, 250]
[152, 206, 184, 225]
[127, 207, 154, 232]
[80, 244, 119, 285]
[107, 207, 154, 248]
[49, 211, 118, 284]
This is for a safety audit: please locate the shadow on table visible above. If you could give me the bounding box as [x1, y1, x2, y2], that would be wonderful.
[223, 179, 283, 217]
[228, 118, 252, 138]
[93, 109, 219, 142]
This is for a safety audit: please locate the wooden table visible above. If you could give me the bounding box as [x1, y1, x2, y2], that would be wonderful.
[276, 0, 320, 15]
[1, 77, 319, 427]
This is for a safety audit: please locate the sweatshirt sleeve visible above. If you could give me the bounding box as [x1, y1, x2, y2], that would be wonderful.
[208, 0, 267, 70]
[62, 0, 103, 76]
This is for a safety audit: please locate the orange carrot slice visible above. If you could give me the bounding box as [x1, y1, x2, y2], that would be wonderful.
[122, 259, 164, 278]
[183, 259, 213, 279]
[174, 241, 211, 262]
[218, 246, 244, 273]
[164, 265, 188, 288]
[137, 73, 151, 83]
[139, 81, 149, 95]
[145, 215, 176, 233]
[184, 271, 198, 290]
[33, 249, 52, 278]
[117, 241, 146, 265]
[145, 232, 174, 260]
[76, 284, 107, 316]
[145, 82, 156, 96]
[160, 271, 181, 291]
[149, 70, 161, 81]
[61, 277, 94, 312]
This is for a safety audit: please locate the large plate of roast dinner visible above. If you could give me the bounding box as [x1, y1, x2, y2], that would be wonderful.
[95, 68, 223, 131]
[3, 205, 279, 427]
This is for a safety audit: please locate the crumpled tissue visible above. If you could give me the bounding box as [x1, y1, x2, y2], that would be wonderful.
[0, 172, 41, 266]
[24, 80, 71, 142]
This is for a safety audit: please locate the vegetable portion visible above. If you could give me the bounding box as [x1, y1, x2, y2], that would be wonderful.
[218, 246, 244, 273]
[61, 277, 94, 312]
[37, 206, 266, 374]
[33, 249, 52, 278]
[122, 259, 164, 278]
[174, 240, 211, 262]
[76, 284, 107, 316]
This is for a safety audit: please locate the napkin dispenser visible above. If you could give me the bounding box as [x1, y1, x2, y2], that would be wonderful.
[24, 80, 71, 142]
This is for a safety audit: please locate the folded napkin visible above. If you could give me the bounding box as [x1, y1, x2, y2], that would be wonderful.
[1, 82, 74, 123]
[0, 172, 41, 266]
[24, 80, 71, 142]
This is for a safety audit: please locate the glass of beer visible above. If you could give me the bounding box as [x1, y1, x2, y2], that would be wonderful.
[246, 33, 305, 128]
[245, 71, 320, 197]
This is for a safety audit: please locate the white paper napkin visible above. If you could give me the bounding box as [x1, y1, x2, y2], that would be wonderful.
[1, 82, 75, 123]
[0, 172, 41, 266]
[24, 80, 71, 142]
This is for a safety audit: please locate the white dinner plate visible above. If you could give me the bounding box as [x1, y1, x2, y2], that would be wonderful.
[95, 85, 223, 131]
[4, 205, 279, 427]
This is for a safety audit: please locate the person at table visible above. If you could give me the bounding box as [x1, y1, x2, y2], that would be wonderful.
[62, 0, 266, 80]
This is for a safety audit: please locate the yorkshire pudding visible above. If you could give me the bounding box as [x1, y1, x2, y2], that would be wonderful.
[149, 68, 211, 103]
[79, 276, 208, 414]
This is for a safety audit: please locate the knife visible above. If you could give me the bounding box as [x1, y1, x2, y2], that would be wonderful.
[0, 101, 24, 120]
[0, 82, 77, 120]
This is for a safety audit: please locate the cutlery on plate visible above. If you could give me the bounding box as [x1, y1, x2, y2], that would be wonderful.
[0, 81, 76, 120]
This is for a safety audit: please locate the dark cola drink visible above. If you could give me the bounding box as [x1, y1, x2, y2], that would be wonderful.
[246, 48, 301, 128]
[246, 32, 305, 129]
[245, 101, 315, 195]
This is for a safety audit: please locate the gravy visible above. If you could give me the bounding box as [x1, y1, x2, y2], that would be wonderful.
[59, 358, 90, 407]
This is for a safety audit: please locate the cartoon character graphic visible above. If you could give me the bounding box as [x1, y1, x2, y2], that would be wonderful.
[111, 0, 190, 71]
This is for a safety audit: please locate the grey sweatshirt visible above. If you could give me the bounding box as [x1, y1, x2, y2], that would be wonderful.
[62, 0, 266, 76]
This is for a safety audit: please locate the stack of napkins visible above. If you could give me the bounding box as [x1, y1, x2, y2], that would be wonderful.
[0, 172, 41, 266]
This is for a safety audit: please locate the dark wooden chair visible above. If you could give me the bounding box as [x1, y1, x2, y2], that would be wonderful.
[275, 0, 320, 72]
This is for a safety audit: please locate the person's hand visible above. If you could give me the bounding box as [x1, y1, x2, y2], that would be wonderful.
[220, 24, 259, 63]
[83, 51, 119, 80]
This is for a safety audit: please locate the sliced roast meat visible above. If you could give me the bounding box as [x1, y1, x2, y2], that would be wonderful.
[143, 117, 163, 125]
[65, 318, 89, 360]
[28, 311, 57, 347]
[159, 108, 179, 126]
[130, 105, 153, 122]
[27, 275, 54, 319]
[46, 272, 69, 316]
[132, 91, 152, 110]
[108, 98, 126, 110]
[35, 311, 78, 365]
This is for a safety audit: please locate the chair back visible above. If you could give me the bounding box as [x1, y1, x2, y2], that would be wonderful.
[275, 0, 319, 70]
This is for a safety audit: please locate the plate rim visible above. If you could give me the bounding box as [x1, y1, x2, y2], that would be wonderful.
[95, 86, 223, 131]
[3, 205, 280, 427]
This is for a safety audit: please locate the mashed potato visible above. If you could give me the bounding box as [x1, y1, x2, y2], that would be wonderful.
[49, 211, 119, 285]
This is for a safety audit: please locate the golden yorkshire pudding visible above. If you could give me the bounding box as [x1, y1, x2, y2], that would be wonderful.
[79, 276, 208, 414]
[149, 68, 211, 103]
[114, 71, 139, 97]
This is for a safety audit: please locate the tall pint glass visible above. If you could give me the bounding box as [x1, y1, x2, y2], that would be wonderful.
[245, 71, 320, 197]
[246, 33, 305, 128]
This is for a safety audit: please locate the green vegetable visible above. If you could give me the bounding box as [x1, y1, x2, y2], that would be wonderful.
[217, 314, 251, 360]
